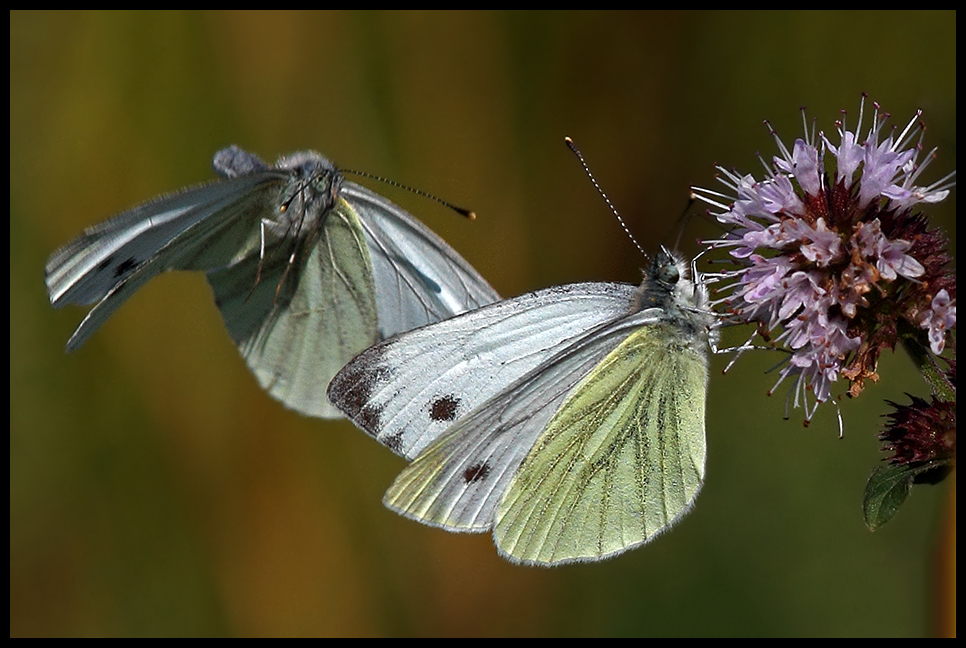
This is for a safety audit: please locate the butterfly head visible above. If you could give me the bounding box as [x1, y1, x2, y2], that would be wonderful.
[630, 246, 717, 345]
[633, 246, 689, 308]
[273, 151, 344, 228]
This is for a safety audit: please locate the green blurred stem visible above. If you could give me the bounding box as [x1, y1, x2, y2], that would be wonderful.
[898, 320, 955, 403]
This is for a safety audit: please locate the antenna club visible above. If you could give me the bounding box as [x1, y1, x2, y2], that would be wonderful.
[344, 168, 476, 221]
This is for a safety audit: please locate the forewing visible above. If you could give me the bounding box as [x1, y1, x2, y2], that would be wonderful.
[495, 322, 709, 566]
[208, 203, 379, 419]
[328, 282, 637, 459]
[45, 173, 281, 308]
[46, 173, 285, 351]
[341, 182, 500, 336]
[381, 307, 665, 534]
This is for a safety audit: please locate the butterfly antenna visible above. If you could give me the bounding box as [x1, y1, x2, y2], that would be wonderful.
[673, 193, 700, 252]
[343, 169, 476, 219]
[564, 137, 647, 259]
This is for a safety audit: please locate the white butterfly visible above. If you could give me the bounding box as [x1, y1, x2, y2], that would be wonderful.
[45, 145, 500, 418]
[328, 247, 718, 565]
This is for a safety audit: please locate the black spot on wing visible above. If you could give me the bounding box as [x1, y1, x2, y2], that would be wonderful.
[113, 257, 139, 278]
[463, 462, 490, 484]
[96, 255, 115, 273]
[383, 431, 405, 455]
[384, 253, 443, 296]
[415, 270, 442, 295]
[355, 402, 385, 438]
[326, 344, 394, 434]
[428, 394, 460, 422]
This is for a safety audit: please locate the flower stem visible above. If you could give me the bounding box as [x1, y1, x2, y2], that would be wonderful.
[898, 319, 955, 403]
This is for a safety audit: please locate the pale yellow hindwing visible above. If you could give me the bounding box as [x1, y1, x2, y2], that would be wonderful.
[495, 322, 708, 565]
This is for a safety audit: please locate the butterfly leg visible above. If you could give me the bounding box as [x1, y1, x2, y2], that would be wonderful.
[243, 218, 274, 304]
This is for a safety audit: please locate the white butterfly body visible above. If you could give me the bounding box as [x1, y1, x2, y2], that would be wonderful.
[329, 249, 717, 565]
[46, 146, 499, 418]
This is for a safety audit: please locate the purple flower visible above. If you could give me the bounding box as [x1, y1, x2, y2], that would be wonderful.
[920, 289, 956, 354]
[694, 97, 956, 422]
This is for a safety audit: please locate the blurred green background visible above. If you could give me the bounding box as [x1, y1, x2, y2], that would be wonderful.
[11, 10, 956, 637]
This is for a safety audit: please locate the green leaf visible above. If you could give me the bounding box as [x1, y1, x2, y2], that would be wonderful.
[863, 461, 949, 530]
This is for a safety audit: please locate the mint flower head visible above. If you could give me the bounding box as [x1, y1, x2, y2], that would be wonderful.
[693, 97, 956, 424]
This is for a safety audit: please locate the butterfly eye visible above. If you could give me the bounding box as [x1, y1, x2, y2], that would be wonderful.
[659, 263, 680, 284]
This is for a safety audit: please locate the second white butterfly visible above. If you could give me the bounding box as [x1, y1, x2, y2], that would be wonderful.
[45, 145, 500, 418]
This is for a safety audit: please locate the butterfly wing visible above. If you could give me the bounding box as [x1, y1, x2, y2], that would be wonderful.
[45, 173, 287, 351]
[328, 282, 638, 458]
[207, 201, 378, 419]
[382, 307, 664, 535]
[341, 181, 500, 337]
[209, 179, 501, 421]
[494, 320, 709, 565]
